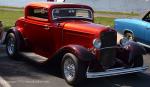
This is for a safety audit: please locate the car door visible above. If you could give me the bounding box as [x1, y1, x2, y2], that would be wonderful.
[24, 7, 53, 58]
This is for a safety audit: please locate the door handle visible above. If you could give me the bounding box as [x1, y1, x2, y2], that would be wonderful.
[44, 25, 50, 30]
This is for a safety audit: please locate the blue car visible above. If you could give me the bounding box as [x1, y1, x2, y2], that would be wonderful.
[114, 11, 150, 48]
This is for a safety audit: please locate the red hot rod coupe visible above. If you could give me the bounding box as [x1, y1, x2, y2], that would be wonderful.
[4, 2, 148, 85]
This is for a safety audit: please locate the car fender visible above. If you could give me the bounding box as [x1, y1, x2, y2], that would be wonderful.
[45, 45, 96, 66]
[114, 19, 135, 35]
[58, 45, 95, 62]
[122, 41, 146, 62]
[123, 29, 134, 35]
[4, 27, 24, 50]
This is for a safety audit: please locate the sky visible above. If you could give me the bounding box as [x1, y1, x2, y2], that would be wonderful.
[0, 0, 47, 7]
[0, 0, 150, 12]
[0, 0, 65, 7]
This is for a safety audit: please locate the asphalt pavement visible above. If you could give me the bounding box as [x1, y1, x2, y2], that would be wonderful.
[0, 45, 150, 87]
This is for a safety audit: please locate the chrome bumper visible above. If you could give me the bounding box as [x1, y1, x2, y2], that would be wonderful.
[87, 66, 148, 78]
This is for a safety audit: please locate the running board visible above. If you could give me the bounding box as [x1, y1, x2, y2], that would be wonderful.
[87, 66, 148, 78]
[20, 52, 48, 63]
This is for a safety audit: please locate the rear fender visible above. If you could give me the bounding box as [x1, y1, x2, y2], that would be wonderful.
[4, 27, 17, 43]
[4, 27, 25, 50]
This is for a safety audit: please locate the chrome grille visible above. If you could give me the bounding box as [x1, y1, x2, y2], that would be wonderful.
[101, 30, 117, 48]
[99, 30, 117, 69]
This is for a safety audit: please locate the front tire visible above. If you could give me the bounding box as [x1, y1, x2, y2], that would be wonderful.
[6, 33, 20, 59]
[131, 55, 143, 67]
[128, 55, 143, 76]
[124, 32, 134, 41]
[61, 53, 87, 85]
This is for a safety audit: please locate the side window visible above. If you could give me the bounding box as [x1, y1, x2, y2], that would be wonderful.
[145, 14, 150, 19]
[28, 8, 48, 19]
[143, 12, 150, 22]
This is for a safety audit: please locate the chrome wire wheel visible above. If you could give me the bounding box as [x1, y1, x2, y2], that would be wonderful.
[6, 33, 20, 59]
[7, 36, 15, 55]
[62, 53, 87, 85]
[63, 57, 76, 81]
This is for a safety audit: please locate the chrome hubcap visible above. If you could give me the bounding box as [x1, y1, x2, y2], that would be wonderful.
[120, 37, 129, 45]
[7, 37, 15, 55]
[121, 34, 133, 45]
[127, 36, 133, 40]
[126, 34, 133, 41]
[64, 58, 75, 81]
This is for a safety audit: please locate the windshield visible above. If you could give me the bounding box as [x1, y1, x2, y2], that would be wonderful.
[52, 8, 93, 20]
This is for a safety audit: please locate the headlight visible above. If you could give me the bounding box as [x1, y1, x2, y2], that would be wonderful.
[120, 37, 129, 45]
[93, 38, 101, 49]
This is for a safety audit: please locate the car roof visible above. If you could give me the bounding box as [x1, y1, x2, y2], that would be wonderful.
[26, 2, 93, 11]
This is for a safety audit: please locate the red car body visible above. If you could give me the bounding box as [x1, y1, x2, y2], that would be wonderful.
[4, 2, 148, 85]
[16, 2, 114, 59]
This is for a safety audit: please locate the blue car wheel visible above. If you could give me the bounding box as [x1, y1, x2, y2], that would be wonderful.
[124, 32, 134, 41]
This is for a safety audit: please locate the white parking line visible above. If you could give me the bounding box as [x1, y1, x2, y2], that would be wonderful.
[0, 77, 11, 87]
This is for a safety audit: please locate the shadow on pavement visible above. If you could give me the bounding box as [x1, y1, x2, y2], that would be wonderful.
[0, 46, 150, 87]
[145, 47, 150, 54]
[73, 73, 150, 87]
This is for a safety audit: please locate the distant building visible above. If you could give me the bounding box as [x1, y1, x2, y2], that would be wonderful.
[64, 0, 150, 13]
[0, 0, 149, 13]
[47, 0, 65, 2]
[47, 0, 54, 1]
[0, 0, 47, 7]
[0, 0, 65, 7]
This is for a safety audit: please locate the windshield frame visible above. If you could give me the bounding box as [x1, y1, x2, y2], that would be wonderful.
[52, 8, 93, 21]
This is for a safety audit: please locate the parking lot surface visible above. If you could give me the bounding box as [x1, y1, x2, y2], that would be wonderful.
[0, 45, 150, 87]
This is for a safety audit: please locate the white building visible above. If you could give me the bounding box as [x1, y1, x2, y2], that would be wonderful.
[64, 0, 150, 13]
[0, 0, 150, 13]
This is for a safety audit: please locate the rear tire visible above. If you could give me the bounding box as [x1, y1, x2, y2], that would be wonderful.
[6, 33, 20, 59]
[61, 53, 87, 85]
